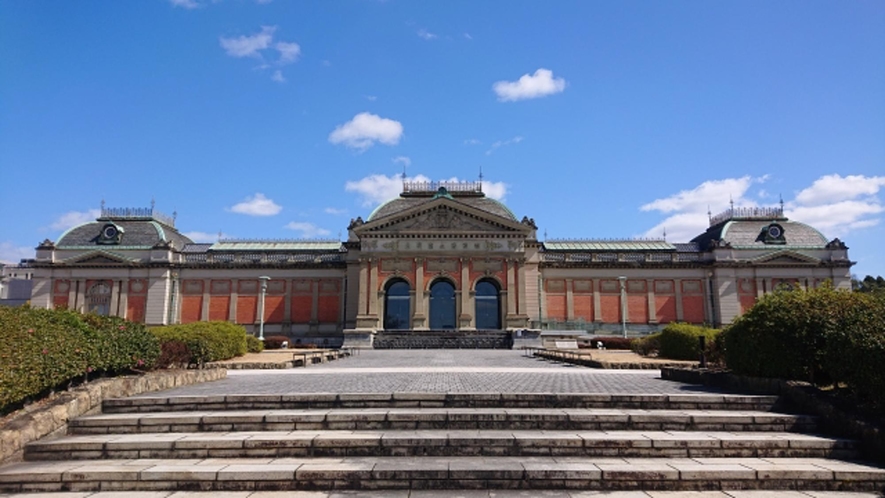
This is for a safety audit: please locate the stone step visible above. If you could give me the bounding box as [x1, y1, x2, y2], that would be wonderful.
[25, 431, 858, 460]
[101, 393, 782, 413]
[0, 492, 882, 498]
[1, 457, 883, 493]
[69, 408, 816, 434]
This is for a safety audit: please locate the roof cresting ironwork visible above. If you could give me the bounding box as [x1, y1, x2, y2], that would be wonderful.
[100, 207, 176, 227]
[402, 180, 483, 194]
[709, 206, 785, 227]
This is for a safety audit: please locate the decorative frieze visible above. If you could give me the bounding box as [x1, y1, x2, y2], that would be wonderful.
[362, 238, 520, 253]
[426, 258, 458, 273]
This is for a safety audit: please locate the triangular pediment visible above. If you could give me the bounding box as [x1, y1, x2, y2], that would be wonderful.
[62, 250, 139, 265]
[751, 250, 821, 265]
[356, 198, 530, 236]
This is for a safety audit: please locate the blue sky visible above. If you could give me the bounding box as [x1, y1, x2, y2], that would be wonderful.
[1, 1, 883, 278]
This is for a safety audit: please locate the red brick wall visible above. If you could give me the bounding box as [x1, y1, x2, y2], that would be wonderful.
[739, 296, 757, 315]
[180, 296, 202, 324]
[236, 296, 257, 324]
[53, 296, 69, 309]
[600, 295, 620, 323]
[546, 294, 567, 321]
[127, 296, 146, 323]
[655, 296, 677, 323]
[682, 296, 705, 323]
[573, 295, 593, 321]
[318, 295, 339, 323]
[264, 295, 285, 323]
[627, 295, 648, 323]
[291, 295, 312, 323]
[208, 296, 230, 321]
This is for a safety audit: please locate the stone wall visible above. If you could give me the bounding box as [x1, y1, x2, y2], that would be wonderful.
[0, 368, 226, 465]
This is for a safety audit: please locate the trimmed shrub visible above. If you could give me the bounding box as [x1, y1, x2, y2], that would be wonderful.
[151, 321, 248, 365]
[631, 332, 662, 357]
[263, 335, 289, 350]
[156, 340, 192, 369]
[658, 323, 721, 361]
[246, 334, 264, 353]
[587, 336, 633, 350]
[0, 307, 160, 412]
[80, 314, 160, 372]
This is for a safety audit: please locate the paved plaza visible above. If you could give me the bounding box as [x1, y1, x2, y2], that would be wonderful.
[138, 350, 722, 397]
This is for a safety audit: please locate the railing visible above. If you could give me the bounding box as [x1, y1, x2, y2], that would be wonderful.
[710, 206, 784, 226]
[101, 207, 176, 227]
[403, 181, 482, 193]
[541, 252, 701, 264]
[182, 253, 345, 264]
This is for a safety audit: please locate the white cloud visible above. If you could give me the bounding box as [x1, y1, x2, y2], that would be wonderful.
[486, 136, 523, 155]
[786, 174, 885, 238]
[417, 29, 438, 40]
[220, 26, 276, 58]
[275, 41, 301, 64]
[493, 68, 566, 102]
[464, 138, 481, 145]
[640, 176, 760, 241]
[392, 156, 411, 167]
[463, 33, 473, 40]
[255, 0, 273, 4]
[0, 242, 34, 264]
[271, 70, 285, 83]
[794, 174, 885, 206]
[366, 95, 377, 101]
[182, 231, 228, 243]
[169, 0, 201, 9]
[346, 174, 431, 206]
[50, 209, 101, 231]
[284, 222, 332, 238]
[324, 207, 347, 215]
[344, 174, 508, 207]
[329, 112, 404, 151]
[228, 193, 282, 216]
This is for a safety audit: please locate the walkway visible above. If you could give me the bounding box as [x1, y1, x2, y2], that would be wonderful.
[138, 350, 722, 397]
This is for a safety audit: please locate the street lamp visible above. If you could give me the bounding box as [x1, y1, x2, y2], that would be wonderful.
[618, 276, 627, 339]
[258, 276, 271, 341]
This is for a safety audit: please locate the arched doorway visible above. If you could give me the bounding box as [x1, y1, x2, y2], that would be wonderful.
[475, 279, 501, 329]
[383, 279, 411, 330]
[429, 280, 456, 329]
[87, 281, 112, 316]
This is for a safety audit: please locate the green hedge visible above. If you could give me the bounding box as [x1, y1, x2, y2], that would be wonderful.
[0, 307, 160, 412]
[150, 321, 248, 365]
[658, 323, 721, 361]
[245, 334, 264, 353]
[721, 285, 885, 412]
[631, 332, 662, 356]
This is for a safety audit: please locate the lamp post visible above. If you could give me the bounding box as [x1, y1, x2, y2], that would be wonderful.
[258, 276, 271, 341]
[618, 276, 627, 339]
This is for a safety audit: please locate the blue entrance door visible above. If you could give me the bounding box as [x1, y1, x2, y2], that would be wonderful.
[429, 280, 456, 329]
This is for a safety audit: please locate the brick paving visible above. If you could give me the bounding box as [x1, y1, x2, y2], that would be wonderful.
[136, 350, 726, 397]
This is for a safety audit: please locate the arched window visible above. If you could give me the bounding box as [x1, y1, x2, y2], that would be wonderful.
[429, 280, 456, 330]
[383, 279, 411, 330]
[475, 279, 501, 329]
[87, 282, 112, 316]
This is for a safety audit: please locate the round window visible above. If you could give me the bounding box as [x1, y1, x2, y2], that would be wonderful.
[103, 225, 118, 239]
[767, 225, 782, 238]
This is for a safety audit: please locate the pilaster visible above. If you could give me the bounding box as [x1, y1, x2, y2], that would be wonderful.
[647, 278, 657, 324]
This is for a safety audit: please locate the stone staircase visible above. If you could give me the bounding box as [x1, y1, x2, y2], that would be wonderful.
[0, 392, 883, 494]
[373, 330, 512, 349]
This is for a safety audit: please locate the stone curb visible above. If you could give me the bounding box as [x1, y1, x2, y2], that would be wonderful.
[661, 367, 885, 463]
[0, 368, 226, 466]
[534, 351, 690, 370]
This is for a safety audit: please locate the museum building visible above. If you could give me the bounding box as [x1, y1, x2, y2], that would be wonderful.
[28, 181, 853, 347]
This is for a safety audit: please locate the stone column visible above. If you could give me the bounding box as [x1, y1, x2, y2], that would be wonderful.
[459, 258, 472, 329]
[647, 279, 657, 323]
[413, 258, 427, 329]
[201, 279, 210, 322]
[368, 259, 379, 316]
[229, 279, 238, 322]
[310, 279, 320, 333]
[756, 277, 765, 298]
[517, 260, 527, 318]
[358, 259, 369, 315]
[119, 279, 129, 320]
[593, 279, 602, 323]
[284, 278, 292, 322]
[565, 278, 575, 320]
[675, 279, 684, 321]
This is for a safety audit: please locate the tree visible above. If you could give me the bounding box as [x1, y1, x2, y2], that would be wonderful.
[854, 275, 885, 294]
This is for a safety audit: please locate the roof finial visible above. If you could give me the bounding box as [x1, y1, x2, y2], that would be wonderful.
[151, 197, 156, 211]
[543, 229, 548, 241]
[662, 227, 667, 241]
[172, 210, 177, 226]
[100, 199, 106, 213]
[779, 194, 784, 213]
[729, 195, 734, 211]
[707, 205, 712, 224]
[217, 230, 222, 242]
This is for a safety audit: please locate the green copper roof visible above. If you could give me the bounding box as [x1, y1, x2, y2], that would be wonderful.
[209, 241, 342, 251]
[544, 240, 676, 251]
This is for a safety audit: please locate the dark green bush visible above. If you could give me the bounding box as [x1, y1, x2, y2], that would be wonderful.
[263, 335, 289, 350]
[155, 340, 192, 369]
[586, 337, 633, 350]
[80, 314, 160, 372]
[0, 307, 161, 412]
[246, 334, 264, 353]
[631, 332, 661, 356]
[150, 321, 248, 365]
[658, 323, 721, 361]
